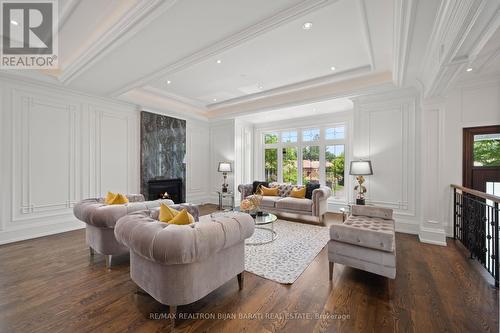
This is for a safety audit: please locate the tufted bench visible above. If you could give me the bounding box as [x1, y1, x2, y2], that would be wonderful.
[114, 211, 255, 327]
[328, 205, 396, 279]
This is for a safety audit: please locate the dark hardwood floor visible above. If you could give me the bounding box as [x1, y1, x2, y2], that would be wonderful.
[0, 204, 498, 332]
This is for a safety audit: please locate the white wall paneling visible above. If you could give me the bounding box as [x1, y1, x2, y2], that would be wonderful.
[209, 119, 236, 203]
[186, 120, 210, 204]
[0, 77, 139, 244]
[353, 89, 419, 233]
[420, 100, 446, 245]
[234, 119, 254, 205]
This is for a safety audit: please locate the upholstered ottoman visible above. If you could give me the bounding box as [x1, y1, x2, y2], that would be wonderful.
[328, 205, 396, 279]
[73, 194, 199, 268]
[114, 211, 255, 326]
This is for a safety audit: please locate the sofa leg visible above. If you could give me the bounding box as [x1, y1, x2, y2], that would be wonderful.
[105, 255, 112, 269]
[237, 272, 244, 290]
[89, 247, 95, 257]
[329, 262, 334, 280]
[169, 305, 177, 328]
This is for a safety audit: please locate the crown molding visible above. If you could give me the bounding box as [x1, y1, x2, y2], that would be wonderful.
[118, 88, 209, 121]
[109, 0, 337, 97]
[393, 0, 417, 87]
[207, 71, 394, 119]
[358, 0, 375, 71]
[207, 65, 372, 110]
[419, 0, 493, 98]
[59, 0, 178, 85]
[133, 64, 371, 118]
[468, 7, 500, 63]
[142, 86, 207, 109]
[0, 72, 134, 109]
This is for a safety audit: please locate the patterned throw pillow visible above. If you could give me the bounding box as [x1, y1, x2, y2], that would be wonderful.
[269, 183, 305, 197]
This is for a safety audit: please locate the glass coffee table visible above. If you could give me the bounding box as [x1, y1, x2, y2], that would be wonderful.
[246, 212, 278, 245]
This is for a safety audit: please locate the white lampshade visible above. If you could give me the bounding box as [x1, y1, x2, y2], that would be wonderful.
[218, 162, 232, 172]
[349, 161, 373, 175]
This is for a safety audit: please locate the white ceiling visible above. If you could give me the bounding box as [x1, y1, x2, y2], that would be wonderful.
[146, 0, 393, 107]
[2, 0, 498, 119]
[456, 25, 500, 81]
[237, 97, 353, 124]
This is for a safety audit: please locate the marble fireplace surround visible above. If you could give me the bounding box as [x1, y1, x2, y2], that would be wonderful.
[140, 111, 186, 203]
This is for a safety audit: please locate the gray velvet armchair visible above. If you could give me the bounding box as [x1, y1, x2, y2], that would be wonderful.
[73, 194, 199, 268]
[114, 211, 255, 327]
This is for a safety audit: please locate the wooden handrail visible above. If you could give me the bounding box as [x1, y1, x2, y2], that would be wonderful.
[451, 184, 500, 204]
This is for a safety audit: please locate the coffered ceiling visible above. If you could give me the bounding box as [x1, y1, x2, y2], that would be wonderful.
[2, 0, 499, 119]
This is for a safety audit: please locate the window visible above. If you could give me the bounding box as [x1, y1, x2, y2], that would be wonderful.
[264, 132, 279, 144]
[264, 148, 278, 182]
[282, 130, 298, 143]
[302, 146, 320, 184]
[325, 126, 344, 140]
[303, 128, 320, 142]
[262, 124, 347, 201]
[473, 133, 500, 167]
[325, 145, 345, 200]
[282, 147, 298, 183]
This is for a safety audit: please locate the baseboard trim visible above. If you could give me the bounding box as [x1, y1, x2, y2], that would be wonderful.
[394, 218, 419, 235]
[418, 226, 447, 246]
[0, 219, 85, 245]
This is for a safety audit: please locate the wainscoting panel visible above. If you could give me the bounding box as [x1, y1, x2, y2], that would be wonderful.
[99, 112, 130, 195]
[12, 90, 81, 223]
[185, 121, 210, 204]
[353, 89, 417, 230]
[0, 78, 139, 244]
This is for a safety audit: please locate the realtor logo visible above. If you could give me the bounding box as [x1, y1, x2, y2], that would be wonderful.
[1, 0, 58, 69]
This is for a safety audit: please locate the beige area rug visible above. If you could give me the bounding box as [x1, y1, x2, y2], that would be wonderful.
[244, 219, 330, 284]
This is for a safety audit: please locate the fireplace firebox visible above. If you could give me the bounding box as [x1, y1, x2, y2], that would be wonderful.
[147, 178, 183, 203]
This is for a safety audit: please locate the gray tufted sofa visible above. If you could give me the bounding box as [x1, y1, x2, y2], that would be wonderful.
[73, 194, 199, 268]
[328, 205, 396, 279]
[238, 182, 331, 224]
[114, 211, 255, 326]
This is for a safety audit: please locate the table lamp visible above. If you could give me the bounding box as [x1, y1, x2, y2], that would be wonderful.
[218, 162, 232, 193]
[349, 160, 373, 205]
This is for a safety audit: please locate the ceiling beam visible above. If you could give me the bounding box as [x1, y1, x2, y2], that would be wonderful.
[358, 0, 375, 71]
[207, 71, 394, 119]
[208, 65, 372, 109]
[109, 0, 337, 98]
[393, 0, 417, 87]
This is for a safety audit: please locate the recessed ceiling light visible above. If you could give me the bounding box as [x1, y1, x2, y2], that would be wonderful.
[466, 67, 473, 72]
[10, 20, 18, 26]
[166, 80, 171, 85]
[257, 83, 263, 90]
[213, 98, 217, 102]
[303, 22, 313, 30]
[330, 66, 336, 71]
[216, 59, 222, 64]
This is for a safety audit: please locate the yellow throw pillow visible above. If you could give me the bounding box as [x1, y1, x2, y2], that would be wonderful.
[105, 192, 129, 205]
[159, 204, 195, 224]
[261, 186, 279, 196]
[159, 203, 177, 222]
[168, 208, 192, 225]
[105, 191, 116, 204]
[290, 187, 306, 199]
